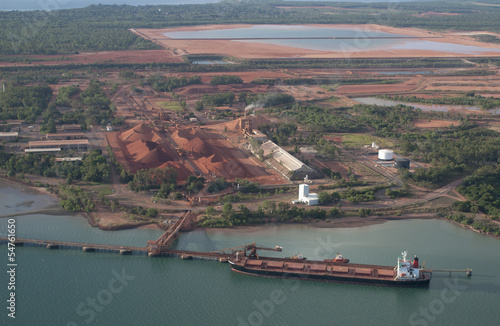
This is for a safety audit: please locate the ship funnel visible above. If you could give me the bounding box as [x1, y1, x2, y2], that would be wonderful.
[413, 255, 419, 268]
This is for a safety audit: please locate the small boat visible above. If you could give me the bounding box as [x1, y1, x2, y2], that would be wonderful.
[324, 252, 349, 263]
[286, 253, 307, 260]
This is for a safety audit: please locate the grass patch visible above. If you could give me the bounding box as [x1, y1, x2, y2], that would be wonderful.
[159, 101, 184, 112]
[339, 134, 395, 149]
[96, 186, 114, 196]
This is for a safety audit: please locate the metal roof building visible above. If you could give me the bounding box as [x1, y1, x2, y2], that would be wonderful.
[28, 139, 89, 151]
[0, 132, 18, 141]
[261, 140, 313, 173]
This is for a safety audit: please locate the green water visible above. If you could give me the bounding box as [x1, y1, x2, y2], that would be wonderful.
[1, 179, 500, 325]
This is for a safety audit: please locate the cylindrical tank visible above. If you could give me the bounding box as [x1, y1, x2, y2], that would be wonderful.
[378, 149, 394, 161]
[395, 158, 410, 169]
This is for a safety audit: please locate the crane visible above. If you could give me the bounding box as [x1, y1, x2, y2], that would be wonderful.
[211, 242, 282, 259]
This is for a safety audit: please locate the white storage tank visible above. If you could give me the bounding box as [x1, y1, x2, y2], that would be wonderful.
[378, 149, 394, 161]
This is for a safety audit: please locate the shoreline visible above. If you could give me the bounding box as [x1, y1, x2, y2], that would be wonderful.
[203, 213, 439, 234]
[2, 176, 498, 240]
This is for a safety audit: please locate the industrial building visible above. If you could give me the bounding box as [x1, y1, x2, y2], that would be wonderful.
[292, 184, 319, 206]
[45, 132, 85, 140]
[59, 124, 82, 133]
[26, 139, 89, 152]
[261, 140, 316, 179]
[0, 132, 18, 141]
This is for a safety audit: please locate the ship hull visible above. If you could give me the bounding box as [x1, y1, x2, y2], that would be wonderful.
[230, 262, 430, 287]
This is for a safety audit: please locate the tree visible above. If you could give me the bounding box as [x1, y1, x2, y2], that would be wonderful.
[195, 101, 204, 111]
[40, 119, 57, 134]
[222, 202, 233, 218]
[238, 204, 250, 216]
[262, 200, 276, 214]
[206, 206, 216, 218]
[278, 202, 290, 214]
[146, 208, 159, 218]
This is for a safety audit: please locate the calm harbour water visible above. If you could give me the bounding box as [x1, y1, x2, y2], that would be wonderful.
[1, 179, 500, 325]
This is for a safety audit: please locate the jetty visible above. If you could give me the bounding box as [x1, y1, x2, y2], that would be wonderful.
[422, 268, 472, 277]
[0, 211, 232, 261]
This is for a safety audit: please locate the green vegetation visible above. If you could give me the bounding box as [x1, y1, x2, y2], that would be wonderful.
[57, 185, 95, 213]
[210, 75, 243, 85]
[207, 178, 230, 194]
[0, 84, 52, 123]
[198, 201, 344, 228]
[288, 104, 362, 133]
[385, 187, 411, 199]
[339, 134, 395, 149]
[79, 80, 112, 125]
[457, 165, 500, 218]
[254, 78, 399, 86]
[318, 179, 367, 190]
[339, 187, 376, 203]
[185, 175, 205, 195]
[234, 178, 260, 193]
[0, 58, 474, 83]
[259, 123, 297, 146]
[128, 206, 159, 219]
[318, 191, 340, 204]
[160, 101, 184, 113]
[141, 75, 201, 92]
[128, 167, 177, 192]
[472, 34, 500, 44]
[444, 214, 500, 237]
[320, 167, 342, 180]
[56, 85, 81, 107]
[0, 149, 111, 183]
[202, 92, 236, 107]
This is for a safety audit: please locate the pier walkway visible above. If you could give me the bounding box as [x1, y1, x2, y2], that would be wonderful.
[0, 210, 232, 261]
[0, 236, 233, 261]
[0, 237, 149, 254]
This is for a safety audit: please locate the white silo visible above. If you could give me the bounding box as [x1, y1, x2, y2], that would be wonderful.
[299, 184, 309, 201]
[378, 149, 394, 161]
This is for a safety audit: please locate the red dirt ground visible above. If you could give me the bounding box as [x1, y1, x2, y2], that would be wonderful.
[413, 119, 461, 129]
[336, 80, 419, 95]
[206, 116, 272, 134]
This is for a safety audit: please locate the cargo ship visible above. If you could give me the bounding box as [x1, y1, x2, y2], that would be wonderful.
[229, 246, 431, 287]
